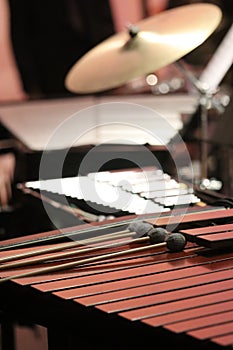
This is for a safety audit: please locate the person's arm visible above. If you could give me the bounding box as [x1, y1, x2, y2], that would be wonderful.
[0, 0, 27, 207]
[0, 153, 15, 207]
[146, 0, 169, 15]
[109, 0, 169, 32]
[0, 0, 27, 102]
[109, 0, 143, 32]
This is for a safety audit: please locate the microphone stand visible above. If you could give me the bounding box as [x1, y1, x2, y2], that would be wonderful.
[175, 60, 225, 190]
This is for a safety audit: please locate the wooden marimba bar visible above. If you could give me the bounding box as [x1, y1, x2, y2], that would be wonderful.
[0, 205, 233, 350]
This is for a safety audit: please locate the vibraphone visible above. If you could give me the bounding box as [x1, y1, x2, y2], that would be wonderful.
[22, 166, 201, 221]
[0, 202, 233, 350]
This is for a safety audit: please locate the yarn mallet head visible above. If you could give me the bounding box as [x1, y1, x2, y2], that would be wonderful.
[127, 221, 186, 252]
[0, 221, 187, 282]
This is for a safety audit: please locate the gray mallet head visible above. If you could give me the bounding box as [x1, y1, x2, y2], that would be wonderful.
[165, 232, 187, 252]
[148, 227, 169, 244]
[127, 221, 153, 236]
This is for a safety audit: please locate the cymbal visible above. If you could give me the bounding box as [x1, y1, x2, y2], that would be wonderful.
[65, 3, 222, 94]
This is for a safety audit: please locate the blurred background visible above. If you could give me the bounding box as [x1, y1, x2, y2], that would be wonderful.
[0, 0, 232, 101]
[0, 0, 232, 233]
[0, 1, 233, 349]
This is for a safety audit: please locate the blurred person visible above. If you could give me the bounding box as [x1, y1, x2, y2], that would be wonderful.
[3, 0, 232, 100]
[0, 0, 231, 207]
[0, 0, 115, 206]
[0, 153, 15, 207]
[8, 0, 115, 99]
[0, 0, 27, 102]
[109, 0, 169, 32]
[0, 0, 27, 208]
[8, 0, 170, 99]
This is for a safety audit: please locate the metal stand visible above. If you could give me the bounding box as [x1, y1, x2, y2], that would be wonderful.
[200, 104, 208, 181]
[175, 60, 226, 190]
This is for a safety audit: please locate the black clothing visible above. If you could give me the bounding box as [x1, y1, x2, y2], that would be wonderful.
[9, 0, 115, 98]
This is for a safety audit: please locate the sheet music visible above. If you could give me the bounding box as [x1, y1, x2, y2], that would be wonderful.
[0, 94, 198, 151]
[199, 23, 233, 92]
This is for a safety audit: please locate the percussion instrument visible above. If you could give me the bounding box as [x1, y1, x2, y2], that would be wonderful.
[0, 201, 233, 350]
[65, 3, 222, 93]
[0, 5, 230, 349]
[21, 166, 201, 221]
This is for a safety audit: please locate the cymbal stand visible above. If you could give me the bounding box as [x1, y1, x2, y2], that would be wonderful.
[175, 60, 225, 190]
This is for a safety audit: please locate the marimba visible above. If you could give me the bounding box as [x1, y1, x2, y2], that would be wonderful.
[0, 202, 233, 350]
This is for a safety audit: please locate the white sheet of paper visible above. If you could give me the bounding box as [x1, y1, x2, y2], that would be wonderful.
[0, 94, 198, 151]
